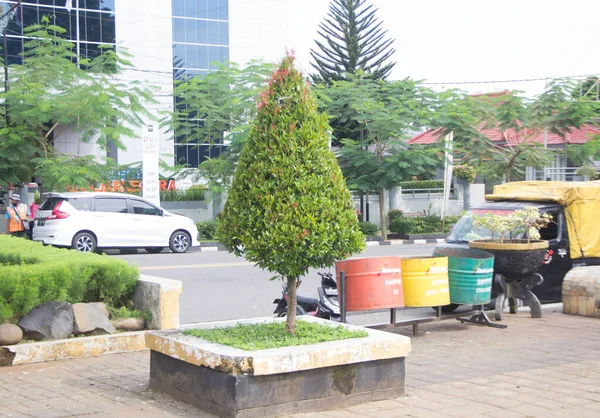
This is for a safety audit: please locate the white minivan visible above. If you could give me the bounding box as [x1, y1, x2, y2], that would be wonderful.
[33, 192, 200, 253]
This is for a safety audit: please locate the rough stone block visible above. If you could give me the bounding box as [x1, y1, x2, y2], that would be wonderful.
[562, 266, 600, 318]
[18, 302, 73, 340]
[72, 303, 115, 335]
[0, 324, 23, 345]
[134, 275, 182, 330]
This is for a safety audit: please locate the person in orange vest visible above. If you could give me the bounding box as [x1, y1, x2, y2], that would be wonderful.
[5, 194, 30, 238]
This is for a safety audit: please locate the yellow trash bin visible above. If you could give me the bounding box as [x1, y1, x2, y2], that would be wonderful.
[401, 256, 450, 307]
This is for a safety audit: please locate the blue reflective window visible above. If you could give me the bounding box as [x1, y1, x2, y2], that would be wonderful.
[197, 45, 208, 68]
[185, 19, 197, 43]
[185, 44, 198, 68]
[173, 0, 184, 16]
[197, 20, 208, 44]
[184, 0, 196, 18]
[197, 0, 208, 18]
[218, 0, 228, 20]
[173, 43, 185, 66]
[208, 46, 220, 69]
[100, 0, 115, 12]
[175, 145, 189, 166]
[100, 12, 115, 43]
[207, 20, 218, 44]
[207, 0, 219, 19]
[220, 46, 229, 62]
[218, 22, 228, 45]
[173, 18, 185, 42]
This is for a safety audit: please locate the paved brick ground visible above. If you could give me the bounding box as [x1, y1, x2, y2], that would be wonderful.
[1, 307, 600, 418]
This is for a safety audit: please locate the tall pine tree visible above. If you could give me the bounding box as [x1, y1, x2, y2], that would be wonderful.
[217, 54, 365, 334]
[310, 0, 396, 83]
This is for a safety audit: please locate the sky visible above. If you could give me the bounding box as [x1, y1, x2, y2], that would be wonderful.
[288, 0, 600, 98]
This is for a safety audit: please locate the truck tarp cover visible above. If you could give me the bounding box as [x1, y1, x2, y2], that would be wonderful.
[486, 181, 600, 260]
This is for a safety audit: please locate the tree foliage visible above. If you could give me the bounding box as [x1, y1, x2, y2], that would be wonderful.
[216, 55, 365, 334]
[319, 74, 442, 238]
[0, 19, 157, 188]
[162, 61, 274, 193]
[452, 81, 600, 182]
[310, 0, 396, 84]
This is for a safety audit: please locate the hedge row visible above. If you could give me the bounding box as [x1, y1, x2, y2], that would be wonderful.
[389, 215, 461, 235]
[0, 236, 139, 322]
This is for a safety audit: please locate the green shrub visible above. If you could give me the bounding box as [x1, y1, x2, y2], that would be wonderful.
[0, 236, 139, 322]
[387, 210, 404, 221]
[196, 221, 219, 240]
[389, 217, 413, 234]
[396, 180, 443, 190]
[388, 215, 462, 235]
[358, 222, 379, 236]
[160, 185, 206, 202]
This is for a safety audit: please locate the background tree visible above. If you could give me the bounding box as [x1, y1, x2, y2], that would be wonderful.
[453, 81, 600, 182]
[321, 74, 442, 238]
[310, 0, 396, 84]
[0, 19, 156, 188]
[217, 54, 364, 334]
[162, 61, 274, 193]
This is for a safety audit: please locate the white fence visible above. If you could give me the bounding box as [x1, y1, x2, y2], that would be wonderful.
[354, 183, 486, 228]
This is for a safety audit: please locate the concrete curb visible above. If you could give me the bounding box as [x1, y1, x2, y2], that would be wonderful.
[1, 331, 147, 366]
[198, 239, 446, 252]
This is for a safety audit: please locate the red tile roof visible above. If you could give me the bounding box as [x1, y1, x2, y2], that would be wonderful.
[409, 125, 600, 146]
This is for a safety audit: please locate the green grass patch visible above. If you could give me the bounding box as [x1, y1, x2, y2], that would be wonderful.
[0, 235, 138, 322]
[108, 305, 152, 321]
[183, 320, 368, 351]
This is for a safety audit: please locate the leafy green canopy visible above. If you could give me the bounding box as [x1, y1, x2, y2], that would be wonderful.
[310, 0, 395, 83]
[0, 20, 156, 187]
[217, 54, 365, 279]
[162, 61, 274, 193]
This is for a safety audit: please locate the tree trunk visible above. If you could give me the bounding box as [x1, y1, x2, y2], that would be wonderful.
[286, 276, 298, 334]
[379, 188, 387, 240]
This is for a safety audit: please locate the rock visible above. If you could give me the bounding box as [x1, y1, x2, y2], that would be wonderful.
[18, 302, 74, 340]
[72, 303, 116, 335]
[0, 324, 23, 345]
[111, 317, 145, 331]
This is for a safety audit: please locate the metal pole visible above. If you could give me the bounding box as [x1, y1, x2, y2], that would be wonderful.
[75, 1, 80, 61]
[339, 272, 346, 323]
[3, 30, 8, 125]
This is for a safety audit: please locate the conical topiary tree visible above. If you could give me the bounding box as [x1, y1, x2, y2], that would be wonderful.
[217, 54, 365, 334]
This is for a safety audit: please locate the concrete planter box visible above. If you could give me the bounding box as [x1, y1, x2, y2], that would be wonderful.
[146, 316, 411, 418]
[1, 275, 182, 366]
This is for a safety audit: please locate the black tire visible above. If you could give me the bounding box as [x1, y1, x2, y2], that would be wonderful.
[72, 232, 97, 253]
[145, 247, 164, 254]
[433, 303, 460, 314]
[277, 306, 306, 317]
[169, 230, 191, 253]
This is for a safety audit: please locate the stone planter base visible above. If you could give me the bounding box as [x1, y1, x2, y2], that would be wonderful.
[146, 316, 411, 418]
[150, 351, 405, 418]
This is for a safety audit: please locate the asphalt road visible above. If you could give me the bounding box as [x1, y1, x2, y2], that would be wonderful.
[114, 244, 456, 326]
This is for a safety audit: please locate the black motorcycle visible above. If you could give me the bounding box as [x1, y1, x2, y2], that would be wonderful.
[272, 272, 340, 320]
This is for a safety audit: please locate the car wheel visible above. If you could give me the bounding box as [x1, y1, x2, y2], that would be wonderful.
[169, 231, 191, 253]
[145, 247, 164, 254]
[72, 232, 97, 253]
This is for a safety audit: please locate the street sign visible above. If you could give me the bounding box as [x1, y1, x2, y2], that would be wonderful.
[142, 124, 160, 206]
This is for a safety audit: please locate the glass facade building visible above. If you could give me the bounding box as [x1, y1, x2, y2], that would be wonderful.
[2, 0, 116, 65]
[172, 0, 230, 167]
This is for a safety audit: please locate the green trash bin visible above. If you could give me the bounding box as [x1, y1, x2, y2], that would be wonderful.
[433, 247, 494, 305]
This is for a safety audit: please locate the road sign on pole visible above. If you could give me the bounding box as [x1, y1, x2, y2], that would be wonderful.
[142, 124, 160, 206]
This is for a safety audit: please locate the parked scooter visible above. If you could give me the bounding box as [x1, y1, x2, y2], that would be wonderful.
[272, 272, 340, 320]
